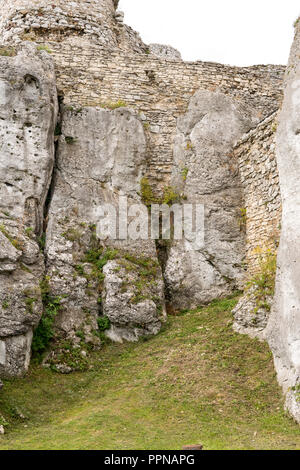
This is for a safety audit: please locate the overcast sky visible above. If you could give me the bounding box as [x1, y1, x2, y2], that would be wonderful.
[118, 0, 300, 66]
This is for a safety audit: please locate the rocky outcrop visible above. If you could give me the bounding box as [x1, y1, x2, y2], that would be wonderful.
[0, 1, 288, 383]
[45, 106, 166, 352]
[233, 287, 274, 340]
[0, 43, 58, 376]
[0, 0, 148, 54]
[164, 90, 258, 310]
[149, 44, 182, 61]
[265, 20, 300, 423]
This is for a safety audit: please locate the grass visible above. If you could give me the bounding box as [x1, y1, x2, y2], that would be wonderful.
[0, 47, 16, 57]
[0, 294, 299, 450]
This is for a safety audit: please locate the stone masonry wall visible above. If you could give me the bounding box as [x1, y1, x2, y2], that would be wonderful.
[39, 43, 284, 190]
[0, 1, 285, 191]
[0, 0, 285, 271]
[234, 113, 282, 275]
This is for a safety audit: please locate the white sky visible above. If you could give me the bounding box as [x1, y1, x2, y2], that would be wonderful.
[118, 0, 300, 66]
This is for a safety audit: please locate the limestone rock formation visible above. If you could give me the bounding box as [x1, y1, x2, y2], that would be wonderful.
[164, 90, 258, 310]
[232, 286, 274, 340]
[0, 0, 291, 390]
[0, 0, 148, 54]
[45, 106, 166, 350]
[0, 42, 58, 376]
[265, 20, 300, 423]
[149, 44, 182, 60]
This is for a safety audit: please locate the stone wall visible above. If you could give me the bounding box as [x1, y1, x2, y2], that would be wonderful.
[0, 0, 285, 192]
[234, 112, 282, 275]
[37, 43, 284, 190]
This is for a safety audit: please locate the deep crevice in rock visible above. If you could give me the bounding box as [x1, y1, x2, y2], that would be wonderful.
[43, 92, 64, 237]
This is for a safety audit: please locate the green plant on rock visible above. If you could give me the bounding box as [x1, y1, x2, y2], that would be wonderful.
[105, 100, 127, 110]
[247, 250, 277, 315]
[181, 167, 189, 181]
[2, 300, 9, 310]
[140, 177, 183, 208]
[0, 47, 16, 57]
[37, 45, 52, 53]
[0, 225, 22, 250]
[118, 254, 161, 306]
[24, 296, 37, 314]
[31, 278, 62, 358]
[25, 227, 34, 237]
[162, 186, 182, 205]
[140, 177, 158, 208]
[83, 247, 118, 282]
[65, 136, 77, 144]
[48, 341, 89, 373]
[97, 316, 111, 332]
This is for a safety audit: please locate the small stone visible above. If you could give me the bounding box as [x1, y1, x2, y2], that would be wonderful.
[182, 444, 203, 450]
[0, 425, 5, 435]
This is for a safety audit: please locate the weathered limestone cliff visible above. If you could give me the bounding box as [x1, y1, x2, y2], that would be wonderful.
[0, 42, 58, 376]
[164, 90, 258, 309]
[45, 106, 165, 355]
[265, 19, 300, 423]
[0, 0, 299, 425]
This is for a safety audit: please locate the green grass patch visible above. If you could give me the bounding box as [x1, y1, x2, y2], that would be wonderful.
[0, 294, 299, 450]
[0, 47, 16, 57]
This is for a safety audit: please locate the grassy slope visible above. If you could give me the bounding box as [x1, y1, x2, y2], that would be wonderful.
[0, 295, 299, 450]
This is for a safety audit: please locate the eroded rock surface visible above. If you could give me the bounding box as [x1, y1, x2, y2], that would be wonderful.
[232, 286, 273, 340]
[45, 107, 166, 353]
[149, 44, 182, 61]
[164, 90, 258, 310]
[0, 43, 58, 376]
[266, 21, 300, 423]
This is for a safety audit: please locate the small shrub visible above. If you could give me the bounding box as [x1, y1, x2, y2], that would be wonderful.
[31, 278, 62, 358]
[65, 136, 77, 144]
[181, 167, 188, 181]
[2, 300, 9, 310]
[162, 186, 181, 205]
[247, 250, 277, 314]
[140, 177, 158, 207]
[97, 316, 111, 332]
[140, 177, 183, 208]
